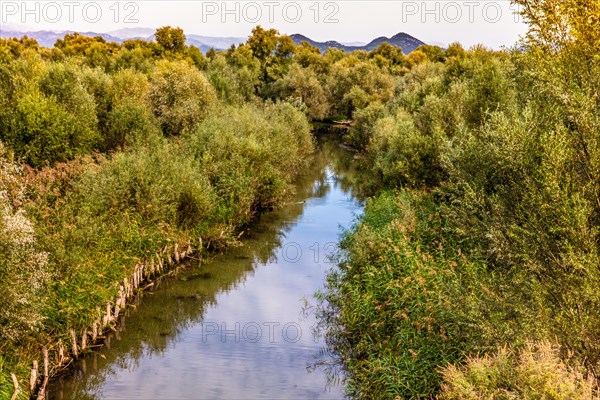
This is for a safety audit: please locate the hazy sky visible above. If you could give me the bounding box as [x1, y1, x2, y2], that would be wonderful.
[1, 1, 527, 48]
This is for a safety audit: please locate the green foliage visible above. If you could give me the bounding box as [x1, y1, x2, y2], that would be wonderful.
[2, 15, 600, 399]
[187, 102, 313, 223]
[321, 191, 506, 399]
[246, 26, 298, 84]
[1, 94, 313, 380]
[440, 342, 600, 399]
[369, 42, 404, 67]
[367, 109, 446, 188]
[321, 3, 600, 398]
[54, 33, 118, 69]
[6, 91, 99, 166]
[327, 57, 395, 117]
[346, 101, 387, 150]
[105, 100, 161, 149]
[155, 26, 186, 53]
[149, 60, 217, 135]
[416, 44, 445, 62]
[247, 26, 279, 61]
[270, 63, 330, 120]
[0, 60, 102, 166]
[206, 52, 260, 104]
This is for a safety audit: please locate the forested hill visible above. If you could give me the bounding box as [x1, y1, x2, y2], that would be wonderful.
[290, 32, 425, 53]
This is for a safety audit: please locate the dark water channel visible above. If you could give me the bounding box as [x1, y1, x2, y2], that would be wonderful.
[48, 134, 362, 399]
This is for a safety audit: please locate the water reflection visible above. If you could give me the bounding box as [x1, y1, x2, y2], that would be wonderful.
[48, 134, 362, 400]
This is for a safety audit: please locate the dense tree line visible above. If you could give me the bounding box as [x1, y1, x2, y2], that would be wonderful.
[1, 2, 599, 396]
[318, 1, 600, 398]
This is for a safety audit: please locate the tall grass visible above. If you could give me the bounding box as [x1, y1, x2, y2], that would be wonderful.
[323, 10, 600, 397]
[0, 100, 313, 393]
[320, 191, 522, 398]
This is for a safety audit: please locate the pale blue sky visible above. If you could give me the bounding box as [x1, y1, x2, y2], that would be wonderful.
[1, 1, 527, 48]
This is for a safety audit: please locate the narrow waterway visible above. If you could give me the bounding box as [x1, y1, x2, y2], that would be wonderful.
[48, 134, 362, 399]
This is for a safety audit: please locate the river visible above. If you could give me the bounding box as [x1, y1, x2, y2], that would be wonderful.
[47, 134, 362, 400]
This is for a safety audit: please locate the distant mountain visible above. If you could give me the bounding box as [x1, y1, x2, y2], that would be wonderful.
[1, 27, 425, 54]
[0, 30, 123, 47]
[340, 41, 367, 47]
[187, 35, 245, 49]
[291, 32, 425, 54]
[0, 28, 246, 52]
[186, 35, 246, 53]
[106, 27, 155, 39]
[0, 29, 236, 52]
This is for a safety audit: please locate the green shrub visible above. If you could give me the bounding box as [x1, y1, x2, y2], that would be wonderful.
[366, 109, 446, 188]
[187, 102, 313, 223]
[327, 58, 395, 117]
[320, 191, 506, 399]
[270, 63, 330, 120]
[0, 61, 101, 166]
[6, 91, 99, 166]
[105, 100, 161, 149]
[346, 101, 387, 150]
[149, 60, 217, 135]
[206, 53, 260, 105]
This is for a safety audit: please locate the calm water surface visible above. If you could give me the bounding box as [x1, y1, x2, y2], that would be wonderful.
[48, 135, 362, 400]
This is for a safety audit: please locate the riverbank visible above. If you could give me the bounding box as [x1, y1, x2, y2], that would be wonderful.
[1, 103, 314, 400]
[47, 135, 361, 399]
[317, 14, 600, 397]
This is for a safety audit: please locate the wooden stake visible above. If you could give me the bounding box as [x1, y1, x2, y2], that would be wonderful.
[81, 329, 88, 351]
[30, 360, 38, 393]
[58, 341, 64, 365]
[36, 383, 46, 399]
[106, 301, 112, 324]
[92, 320, 98, 342]
[123, 277, 128, 296]
[36, 349, 50, 400]
[70, 330, 78, 358]
[10, 372, 20, 400]
[43, 349, 49, 378]
[117, 286, 123, 308]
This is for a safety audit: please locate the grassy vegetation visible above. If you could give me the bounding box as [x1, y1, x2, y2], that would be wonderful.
[439, 342, 599, 399]
[318, 1, 600, 399]
[2, 2, 600, 398]
[0, 102, 313, 396]
[0, 28, 319, 397]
